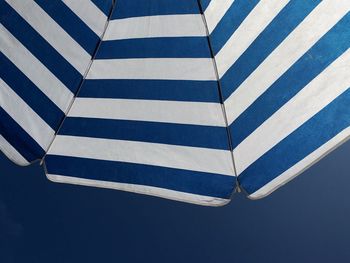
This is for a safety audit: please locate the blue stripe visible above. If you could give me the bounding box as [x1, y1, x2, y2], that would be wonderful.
[238, 89, 350, 195]
[35, 0, 101, 55]
[209, 0, 259, 55]
[96, 37, 211, 58]
[0, 108, 45, 162]
[0, 54, 64, 129]
[59, 117, 230, 150]
[79, 80, 221, 103]
[230, 14, 350, 148]
[220, 0, 321, 99]
[91, 0, 113, 16]
[0, 2, 82, 93]
[200, 0, 211, 11]
[112, 0, 200, 19]
[45, 155, 235, 199]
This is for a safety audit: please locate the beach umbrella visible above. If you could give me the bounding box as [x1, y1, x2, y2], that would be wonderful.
[1, 0, 349, 206]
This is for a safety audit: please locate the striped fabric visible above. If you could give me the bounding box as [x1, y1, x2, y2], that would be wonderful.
[202, 0, 350, 199]
[0, 0, 112, 165]
[1, 0, 349, 205]
[44, 0, 236, 206]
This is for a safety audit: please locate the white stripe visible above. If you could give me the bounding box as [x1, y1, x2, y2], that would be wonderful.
[0, 78, 55, 150]
[68, 98, 227, 127]
[0, 25, 73, 111]
[0, 135, 29, 166]
[204, 0, 235, 34]
[6, 0, 91, 74]
[48, 135, 235, 176]
[104, 14, 206, 40]
[225, 0, 350, 124]
[234, 49, 350, 174]
[46, 174, 230, 206]
[87, 58, 217, 81]
[248, 127, 350, 199]
[62, 0, 107, 36]
[215, 0, 289, 76]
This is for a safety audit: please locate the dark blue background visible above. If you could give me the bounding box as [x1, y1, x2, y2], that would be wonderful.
[1, 140, 349, 263]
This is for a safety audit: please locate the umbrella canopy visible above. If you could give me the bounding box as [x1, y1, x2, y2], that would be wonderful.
[1, 0, 349, 206]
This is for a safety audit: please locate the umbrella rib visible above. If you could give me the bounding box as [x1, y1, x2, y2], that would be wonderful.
[196, 0, 239, 190]
[40, 1, 118, 165]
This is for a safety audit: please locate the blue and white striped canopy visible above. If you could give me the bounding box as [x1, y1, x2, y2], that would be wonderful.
[1, 0, 349, 206]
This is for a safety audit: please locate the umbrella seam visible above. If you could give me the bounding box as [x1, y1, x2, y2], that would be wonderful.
[40, 0, 118, 165]
[196, 0, 240, 196]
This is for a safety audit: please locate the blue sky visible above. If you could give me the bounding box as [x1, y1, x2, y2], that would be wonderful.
[0, 139, 350, 263]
